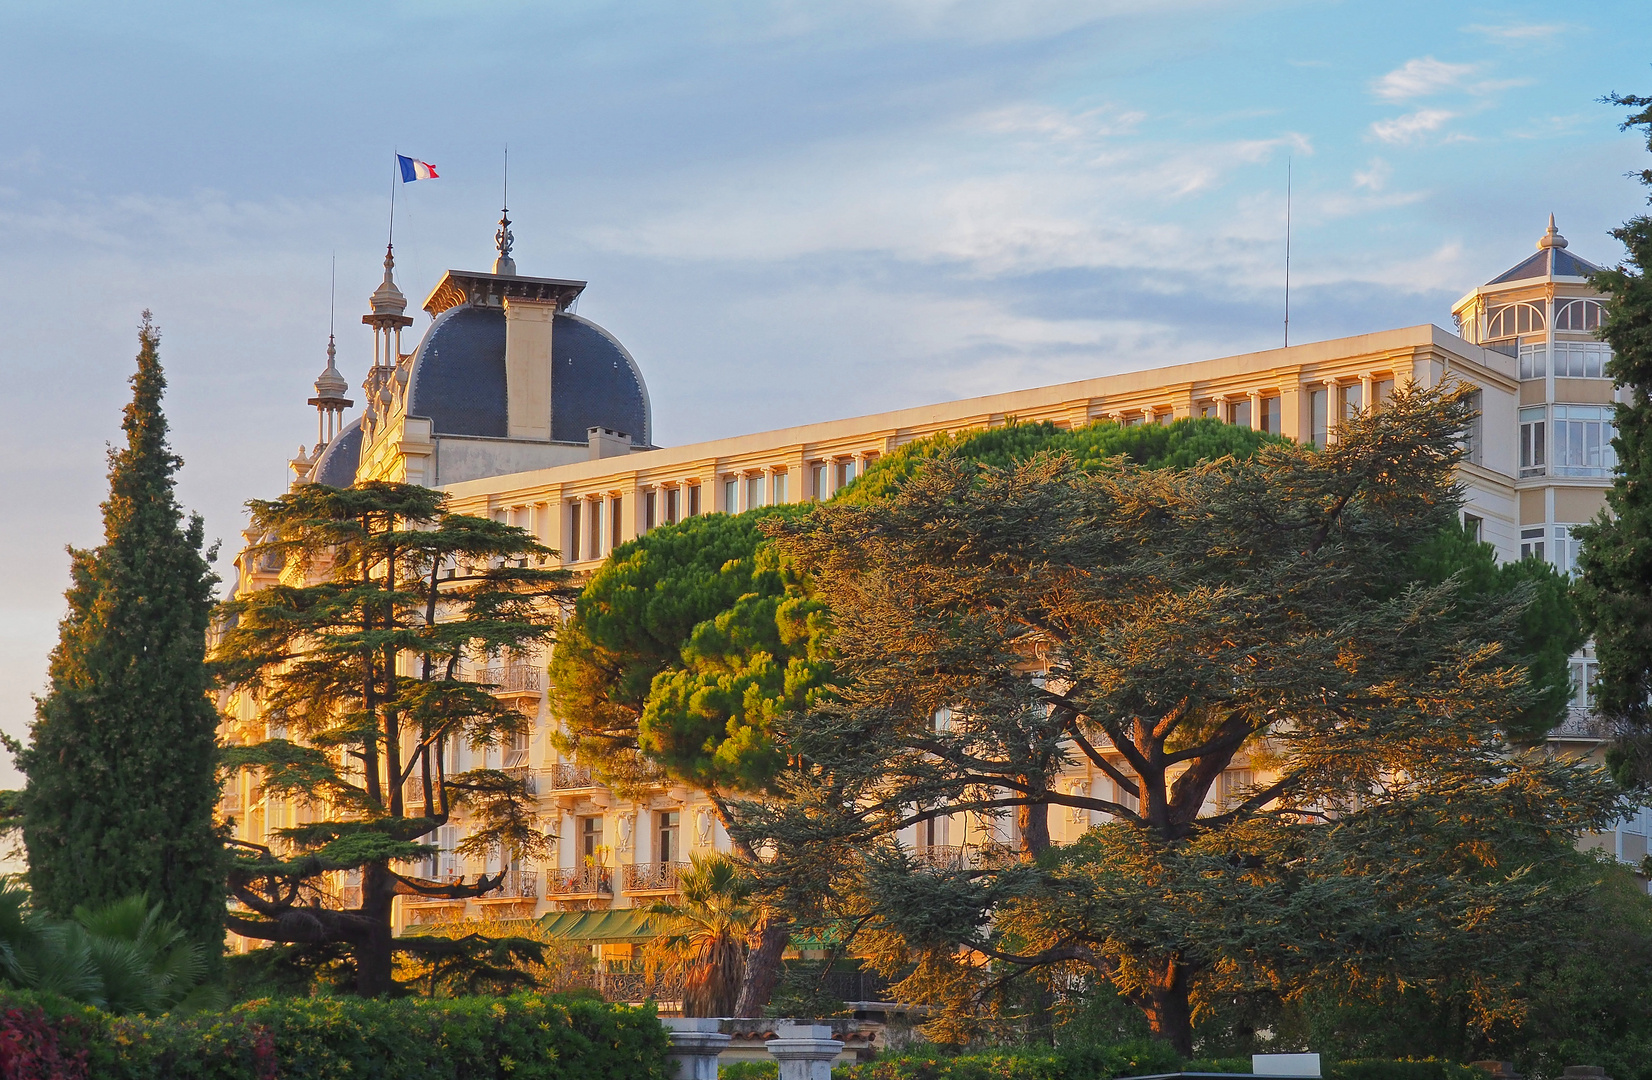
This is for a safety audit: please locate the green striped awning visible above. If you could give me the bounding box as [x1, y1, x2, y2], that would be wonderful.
[538, 909, 659, 943]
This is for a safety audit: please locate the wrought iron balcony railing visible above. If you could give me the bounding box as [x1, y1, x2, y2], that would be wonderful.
[547, 763, 595, 790]
[544, 865, 613, 896]
[1552, 707, 1617, 741]
[621, 861, 688, 893]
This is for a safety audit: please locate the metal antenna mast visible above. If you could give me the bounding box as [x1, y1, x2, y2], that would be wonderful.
[1284, 157, 1292, 348]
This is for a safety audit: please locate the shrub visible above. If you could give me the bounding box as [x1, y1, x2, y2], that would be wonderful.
[0, 990, 667, 1080]
[831, 1040, 1181, 1080]
[722, 1062, 780, 1080]
[1325, 1063, 1485, 1080]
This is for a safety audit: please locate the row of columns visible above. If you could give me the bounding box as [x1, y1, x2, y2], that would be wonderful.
[663, 1020, 844, 1080]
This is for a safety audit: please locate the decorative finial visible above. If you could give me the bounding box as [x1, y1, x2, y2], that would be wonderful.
[1537, 213, 1568, 250]
[494, 208, 516, 275]
[370, 242, 407, 317]
[493, 146, 516, 275]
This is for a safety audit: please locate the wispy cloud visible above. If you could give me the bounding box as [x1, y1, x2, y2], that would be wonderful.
[1465, 22, 1569, 44]
[1352, 158, 1392, 190]
[1373, 57, 1478, 101]
[1369, 108, 1456, 144]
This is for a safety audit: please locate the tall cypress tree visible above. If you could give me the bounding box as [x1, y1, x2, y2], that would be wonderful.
[1575, 94, 1652, 783]
[16, 313, 224, 958]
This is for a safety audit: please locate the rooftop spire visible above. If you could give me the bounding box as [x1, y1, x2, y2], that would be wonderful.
[370, 242, 407, 317]
[493, 147, 516, 275]
[1538, 213, 1569, 250]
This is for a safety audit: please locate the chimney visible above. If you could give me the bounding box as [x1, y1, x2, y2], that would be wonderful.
[588, 427, 633, 461]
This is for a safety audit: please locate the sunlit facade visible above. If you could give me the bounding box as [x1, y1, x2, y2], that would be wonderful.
[219, 214, 1636, 955]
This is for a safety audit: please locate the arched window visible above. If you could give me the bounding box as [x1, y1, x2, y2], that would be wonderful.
[1554, 299, 1607, 332]
[1485, 301, 1545, 340]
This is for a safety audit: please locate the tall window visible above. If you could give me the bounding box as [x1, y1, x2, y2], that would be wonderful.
[1519, 527, 1545, 562]
[811, 462, 827, 500]
[687, 485, 700, 517]
[580, 816, 604, 860]
[1227, 399, 1251, 427]
[834, 459, 855, 491]
[568, 502, 582, 561]
[771, 470, 788, 504]
[644, 490, 657, 531]
[1338, 383, 1362, 423]
[1259, 396, 1281, 434]
[1551, 405, 1618, 477]
[1372, 378, 1395, 411]
[1220, 769, 1253, 809]
[723, 477, 738, 512]
[589, 499, 602, 558]
[1199, 403, 1219, 419]
[505, 730, 529, 768]
[1308, 387, 1328, 447]
[1552, 525, 1580, 576]
[1519, 406, 1546, 478]
[1570, 658, 1600, 710]
[610, 497, 623, 552]
[1463, 514, 1482, 542]
[1518, 343, 1546, 380]
[1463, 389, 1484, 465]
[657, 811, 680, 863]
[746, 474, 764, 510]
[1553, 342, 1611, 378]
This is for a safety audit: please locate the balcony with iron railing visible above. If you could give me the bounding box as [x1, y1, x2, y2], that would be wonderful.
[481, 868, 539, 900]
[1552, 707, 1617, 742]
[544, 865, 613, 897]
[621, 861, 688, 894]
[547, 763, 596, 790]
[482, 663, 543, 697]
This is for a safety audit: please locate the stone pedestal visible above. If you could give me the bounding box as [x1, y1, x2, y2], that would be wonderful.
[766, 1024, 844, 1080]
[662, 1018, 732, 1080]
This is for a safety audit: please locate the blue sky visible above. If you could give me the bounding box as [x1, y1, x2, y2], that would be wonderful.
[1, 0, 1650, 773]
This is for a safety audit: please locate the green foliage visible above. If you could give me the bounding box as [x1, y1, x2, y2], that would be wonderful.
[1324, 1063, 1485, 1080]
[0, 880, 219, 1015]
[722, 1062, 779, 1080]
[1575, 92, 1652, 783]
[214, 481, 568, 994]
[830, 1040, 1181, 1080]
[0, 989, 667, 1080]
[15, 314, 225, 961]
[645, 853, 759, 1017]
[744, 385, 1623, 1054]
[551, 507, 817, 793]
[1406, 520, 1583, 742]
[843, 417, 1284, 505]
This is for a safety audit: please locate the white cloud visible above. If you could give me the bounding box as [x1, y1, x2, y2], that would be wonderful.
[1373, 57, 1478, 101]
[1465, 22, 1568, 44]
[1352, 158, 1392, 191]
[1370, 108, 1456, 144]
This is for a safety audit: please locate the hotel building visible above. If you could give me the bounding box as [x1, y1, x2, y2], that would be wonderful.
[219, 213, 1637, 955]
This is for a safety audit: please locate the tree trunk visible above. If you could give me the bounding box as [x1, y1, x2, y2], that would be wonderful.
[353, 864, 398, 996]
[1018, 798, 1051, 857]
[734, 914, 792, 1017]
[1141, 956, 1195, 1057]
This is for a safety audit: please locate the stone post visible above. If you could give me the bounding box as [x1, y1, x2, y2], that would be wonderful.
[766, 1023, 844, 1080]
[661, 1018, 731, 1080]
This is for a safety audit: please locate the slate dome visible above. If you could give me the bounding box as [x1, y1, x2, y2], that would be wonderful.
[404, 304, 651, 445]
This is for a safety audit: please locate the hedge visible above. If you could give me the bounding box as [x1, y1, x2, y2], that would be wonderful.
[0, 991, 669, 1080]
[830, 1041, 1183, 1080]
[1325, 1063, 1486, 1080]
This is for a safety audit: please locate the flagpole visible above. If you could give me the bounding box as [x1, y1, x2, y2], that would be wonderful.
[389, 151, 397, 247]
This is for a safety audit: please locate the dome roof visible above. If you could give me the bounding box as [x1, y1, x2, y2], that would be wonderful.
[404, 304, 651, 444]
[312, 418, 363, 487]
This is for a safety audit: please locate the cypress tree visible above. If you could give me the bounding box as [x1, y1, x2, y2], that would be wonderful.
[16, 313, 224, 959]
[1575, 94, 1652, 782]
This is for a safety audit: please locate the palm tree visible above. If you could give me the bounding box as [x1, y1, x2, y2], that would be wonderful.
[644, 854, 760, 1017]
[0, 879, 222, 1013]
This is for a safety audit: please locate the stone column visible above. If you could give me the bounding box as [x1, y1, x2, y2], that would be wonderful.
[661, 1018, 731, 1080]
[766, 1024, 844, 1080]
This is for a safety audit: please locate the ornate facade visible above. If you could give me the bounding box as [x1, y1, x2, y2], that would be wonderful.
[222, 215, 1635, 955]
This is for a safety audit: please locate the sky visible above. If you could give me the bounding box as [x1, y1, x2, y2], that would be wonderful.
[1, 0, 1650, 783]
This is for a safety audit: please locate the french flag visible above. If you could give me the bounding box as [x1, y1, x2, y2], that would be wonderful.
[397, 155, 438, 182]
